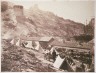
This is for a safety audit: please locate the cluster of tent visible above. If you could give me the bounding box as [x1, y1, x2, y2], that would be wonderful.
[9, 37, 93, 72]
[23, 40, 44, 53]
[53, 55, 74, 72]
[53, 55, 65, 69]
[9, 37, 63, 54]
[10, 37, 87, 72]
[10, 38, 44, 53]
[10, 39, 20, 46]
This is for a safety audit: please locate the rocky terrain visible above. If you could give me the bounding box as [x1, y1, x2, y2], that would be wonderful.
[1, 40, 56, 72]
[1, 1, 84, 40]
[1, 1, 95, 72]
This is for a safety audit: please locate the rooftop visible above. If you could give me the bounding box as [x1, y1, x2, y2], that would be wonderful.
[40, 37, 53, 42]
[21, 36, 53, 42]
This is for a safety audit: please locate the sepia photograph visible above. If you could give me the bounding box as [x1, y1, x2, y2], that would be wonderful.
[1, 0, 95, 72]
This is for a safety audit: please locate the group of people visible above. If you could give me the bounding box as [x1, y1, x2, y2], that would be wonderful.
[44, 49, 57, 62]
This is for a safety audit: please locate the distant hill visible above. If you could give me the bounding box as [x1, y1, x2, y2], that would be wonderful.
[1, 1, 85, 40]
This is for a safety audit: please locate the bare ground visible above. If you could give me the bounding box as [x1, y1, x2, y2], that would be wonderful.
[1, 40, 56, 72]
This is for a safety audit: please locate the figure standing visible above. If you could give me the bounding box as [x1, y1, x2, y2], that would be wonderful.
[52, 50, 56, 62]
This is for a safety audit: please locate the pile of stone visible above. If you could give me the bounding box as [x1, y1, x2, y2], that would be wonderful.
[1, 41, 55, 72]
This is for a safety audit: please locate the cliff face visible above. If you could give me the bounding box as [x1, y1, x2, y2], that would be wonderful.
[1, 1, 85, 40]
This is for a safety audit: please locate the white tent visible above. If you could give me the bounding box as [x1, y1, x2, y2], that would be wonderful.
[38, 45, 44, 53]
[53, 55, 65, 69]
[16, 39, 20, 46]
[10, 39, 15, 44]
[50, 47, 55, 54]
[50, 47, 59, 55]
[34, 41, 44, 53]
[34, 41, 39, 50]
[25, 41, 34, 49]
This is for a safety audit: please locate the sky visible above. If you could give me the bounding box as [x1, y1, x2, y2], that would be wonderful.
[10, 0, 95, 24]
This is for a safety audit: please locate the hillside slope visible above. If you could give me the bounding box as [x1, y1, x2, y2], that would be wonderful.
[1, 1, 84, 40]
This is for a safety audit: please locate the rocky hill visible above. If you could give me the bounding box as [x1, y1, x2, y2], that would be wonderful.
[1, 1, 84, 40]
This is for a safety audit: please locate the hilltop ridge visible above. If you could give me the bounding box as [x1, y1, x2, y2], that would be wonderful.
[1, 1, 84, 40]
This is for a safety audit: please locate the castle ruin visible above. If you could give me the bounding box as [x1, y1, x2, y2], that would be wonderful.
[13, 5, 23, 16]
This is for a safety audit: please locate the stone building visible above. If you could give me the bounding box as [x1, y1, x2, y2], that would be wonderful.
[13, 5, 23, 16]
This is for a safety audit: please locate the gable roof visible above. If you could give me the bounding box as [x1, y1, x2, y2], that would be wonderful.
[48, 39, 64, 47]
[20, 36, 53, 42]
[39, 37, 53, 42]
[21, 36, 41, 41]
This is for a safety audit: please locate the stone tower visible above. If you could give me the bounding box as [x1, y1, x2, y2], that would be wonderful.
[13, 5, 23, 16]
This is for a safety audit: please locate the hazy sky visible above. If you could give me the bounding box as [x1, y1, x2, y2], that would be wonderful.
[11, 0, 95, 24]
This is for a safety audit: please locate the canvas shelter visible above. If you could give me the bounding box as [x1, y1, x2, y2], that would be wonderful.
[53, 55, 65, 68]
[10, 39, 15, 44]
[16, 39, 20, 46]
[53, 55, 74, 71]
[50, 46, 59, 55]
[24, 41, 34, 49]
[21, 36, 41, 49]
[34, 41, 44, 53]
[34, 41, 39, 50]
[38, 45, 44, 53]
[20, 36, 44, 53]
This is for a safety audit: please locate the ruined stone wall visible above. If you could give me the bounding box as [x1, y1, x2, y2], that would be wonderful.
[13, 5, 23, 16]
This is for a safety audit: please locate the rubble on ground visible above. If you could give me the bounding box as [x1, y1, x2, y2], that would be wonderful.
[1, 40, 56, 72]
